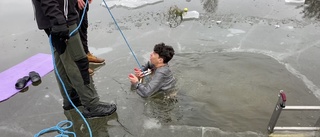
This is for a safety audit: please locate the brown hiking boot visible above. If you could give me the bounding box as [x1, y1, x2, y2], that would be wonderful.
[88, 68, 94, 76]
[87, 53, 105, 63]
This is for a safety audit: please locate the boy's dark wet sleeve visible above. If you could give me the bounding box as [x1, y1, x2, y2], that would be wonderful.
[141, 61, 154, 71]
[135, 71, 165, 98]
[40, 0, 67, 26]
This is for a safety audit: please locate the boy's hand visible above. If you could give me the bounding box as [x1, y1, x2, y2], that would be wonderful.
[134, 68, 143, 78]
[128, 74, 139, 84]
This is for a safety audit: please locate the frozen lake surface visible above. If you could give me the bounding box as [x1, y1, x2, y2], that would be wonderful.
[1, 0, 320, 136]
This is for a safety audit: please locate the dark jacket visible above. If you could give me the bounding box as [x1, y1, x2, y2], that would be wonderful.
[32, 0, 78, 29]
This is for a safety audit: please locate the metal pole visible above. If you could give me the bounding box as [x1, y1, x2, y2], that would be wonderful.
[274, 127, 320, 131]
[283, 106, 320, 111]
[267, 90, 286, 134]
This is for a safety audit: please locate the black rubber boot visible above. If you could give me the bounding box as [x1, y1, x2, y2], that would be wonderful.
[82, 102, 117, 118]
[63, 98, 83, 110]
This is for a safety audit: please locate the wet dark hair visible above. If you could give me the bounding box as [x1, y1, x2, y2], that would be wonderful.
[153, 43, 175, 63]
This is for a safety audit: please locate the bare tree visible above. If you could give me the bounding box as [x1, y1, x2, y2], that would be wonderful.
[298, 0, 320, 20]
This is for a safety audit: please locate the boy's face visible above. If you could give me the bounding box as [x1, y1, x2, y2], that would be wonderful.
[150, 51, 163, 65]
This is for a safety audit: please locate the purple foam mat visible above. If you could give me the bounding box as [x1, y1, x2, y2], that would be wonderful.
[0, 53, 53, 102]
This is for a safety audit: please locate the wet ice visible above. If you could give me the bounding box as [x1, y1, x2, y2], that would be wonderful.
[101, 0, 164, 9]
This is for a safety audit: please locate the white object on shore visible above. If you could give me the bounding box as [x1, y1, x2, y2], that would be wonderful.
[182, 11, 200, 20]
[101, 0, 163, 9]
[285, 0, 305, 4]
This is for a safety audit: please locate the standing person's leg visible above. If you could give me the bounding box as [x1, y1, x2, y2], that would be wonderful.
[56, 24, 116, 117]
[45, 29, 82, 110]
[56, 26, 98, 107]
[77, 1, 105, 64]
[77, 5, 89, 54]
[77, 3, 95, 75]
[53, 49, 82, 110]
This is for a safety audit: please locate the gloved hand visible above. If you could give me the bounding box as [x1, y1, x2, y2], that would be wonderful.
[51, 24, 69, 55]
[51, 24, 69, 41]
